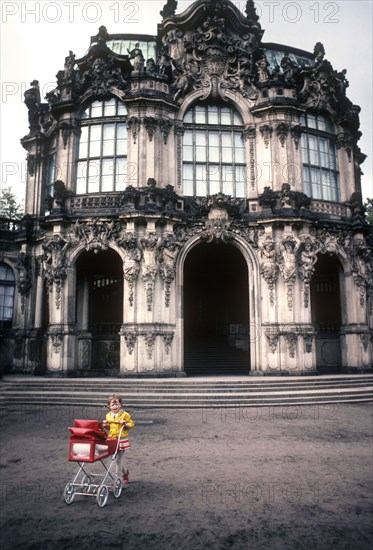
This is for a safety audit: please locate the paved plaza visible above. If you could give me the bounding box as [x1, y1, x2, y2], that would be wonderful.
[1, 402, 372, 549]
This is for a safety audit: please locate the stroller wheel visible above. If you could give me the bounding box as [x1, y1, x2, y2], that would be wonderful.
[97, 485, 109, 508]
[63, 483, 75, 505]
[113, 478, 122, 499]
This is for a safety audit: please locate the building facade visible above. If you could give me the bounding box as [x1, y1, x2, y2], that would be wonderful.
[1, 0, 372, 376]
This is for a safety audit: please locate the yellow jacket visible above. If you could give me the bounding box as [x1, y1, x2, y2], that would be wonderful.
[105, 409, 134, 439]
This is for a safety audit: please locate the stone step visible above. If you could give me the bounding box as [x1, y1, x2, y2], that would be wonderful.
[0, 375, 372, 408]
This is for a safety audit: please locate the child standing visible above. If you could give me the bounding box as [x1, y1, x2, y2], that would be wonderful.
[102, 394, 134, 485]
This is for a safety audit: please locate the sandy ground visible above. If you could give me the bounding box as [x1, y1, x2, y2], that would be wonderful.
[0, 402, 372, 550]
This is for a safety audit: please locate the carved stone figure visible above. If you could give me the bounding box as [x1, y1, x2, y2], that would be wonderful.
[258, 236, 279, 305]
[128, 43, 144, 71]
[120, 233, 142, 306]
[256, 54, 269, 82]
[24, 80, 41, 132]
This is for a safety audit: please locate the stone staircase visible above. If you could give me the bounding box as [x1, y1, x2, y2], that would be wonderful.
[0, 374, 372, 409]
[184, 338, 250, 375]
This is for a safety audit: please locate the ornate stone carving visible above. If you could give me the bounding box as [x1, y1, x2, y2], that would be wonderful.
[258, 186, 277, 212]
[336, 132, 354, 162]
[41, 235, 69, 309]
[58, 120, 79, 149]
[298, 236, 318, 308]
[15, 252, 32, 313]
[127, 117, 140, 144]
[258, 236, 279, 305]
[304, 333, 313, 354]
[160, 0, 177, 20]
[162, 332, 174, 355]
[349, 239, 372, 309]
[285, 333, 297, 358]
[158, 233, 180, 307]
[50, 332, 63, 354]
[123, 331, 137, 355]
[279, 235, 300, 309]
[161, 9, 261, 102]
[75, 40, 129, 98]
[259, 124, 272, 148]
[118, 232, 142, 306]
[266, 332, 279, 354]
[140, 233, 160, 311]
[144, 117, 157, 141]
[298, 43, 352, 118]
[68, 219, 121, 252]
[24, 80, 41, 133]
[201, 194, 234, 244]
[160, 119, 172, 144]
[175, 122, 184, 189]
[144, 332, 156, 359]
[276, 122, 290, 147]
[290, 125, 302, 150]
[243, 125, 256, 190]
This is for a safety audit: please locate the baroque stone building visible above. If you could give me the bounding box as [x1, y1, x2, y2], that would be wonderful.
[1, 0, 372, 376]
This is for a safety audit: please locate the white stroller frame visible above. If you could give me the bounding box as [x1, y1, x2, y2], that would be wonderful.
[63, 424, 125, 508]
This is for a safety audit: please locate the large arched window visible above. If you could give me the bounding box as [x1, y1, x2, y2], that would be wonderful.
[76, 98, 128, 193]
[300, 113, 339, 201]
[0, 263, 15, 330]
[183, 104, 246, 197]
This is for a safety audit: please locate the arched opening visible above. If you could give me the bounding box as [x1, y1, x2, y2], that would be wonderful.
[310, 254, 343, 372]
[75, 249, 123, 373]
[183, 242, 250, 375]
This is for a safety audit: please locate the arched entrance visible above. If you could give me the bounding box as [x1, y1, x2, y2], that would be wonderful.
[310, 255, 343, 372]
[183, 242, 250, 375]
[75, 249, 123, 373]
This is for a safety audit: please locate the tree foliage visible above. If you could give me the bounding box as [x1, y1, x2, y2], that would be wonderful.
[0, 187, 24, 220]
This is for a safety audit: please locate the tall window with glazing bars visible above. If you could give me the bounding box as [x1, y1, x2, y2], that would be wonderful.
[76, 99, 128, 193]
[300, 112, 339, 202]
[182, 104, 246, 197]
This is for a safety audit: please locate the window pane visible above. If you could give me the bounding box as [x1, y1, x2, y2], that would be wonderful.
[220, 108, 231, 125]
[317, 115, 326, 131]
[195, 106, 206, 124]
[90, 101, 103, 118]
[79, 127, 89, 158]
[115, 160, 126, 191]
[117, 124, 128, 155]
[196, 131, 207, 161]
[104, 99, 116, 117]
[208, 105, 219, 124]
[102, 124, 115, 156]
[0, 264, 15, 282]
[208, 132, 220, 162]
[184, 109, 193, 123]
[87, 160, 100, 193]
[76, 161, 87, 194]
[89, 126, 102, 157]
[117, 102, 128, 116]
[221, 132, 232, 162]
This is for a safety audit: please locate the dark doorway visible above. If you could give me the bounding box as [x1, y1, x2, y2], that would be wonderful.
[76, 249, 123, 373]
[310, 254, 342, 371]
[183, 242, 250, 375]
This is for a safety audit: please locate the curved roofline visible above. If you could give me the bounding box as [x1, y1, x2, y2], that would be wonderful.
[90, 33, 157, 44]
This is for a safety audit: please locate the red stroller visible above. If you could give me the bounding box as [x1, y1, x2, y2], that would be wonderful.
[63, 419, 128, 507]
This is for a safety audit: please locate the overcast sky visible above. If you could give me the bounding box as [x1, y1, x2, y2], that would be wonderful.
[1, 0, 372, 203]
